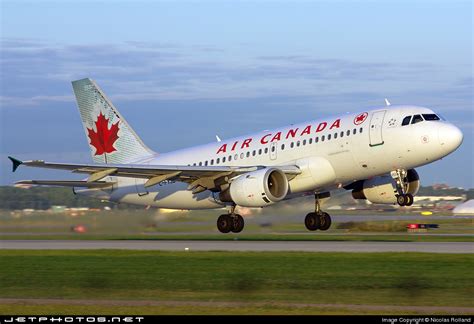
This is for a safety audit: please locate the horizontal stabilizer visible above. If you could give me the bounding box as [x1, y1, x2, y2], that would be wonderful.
[8, 156, 23, 172]
[15, 180, 115, 188]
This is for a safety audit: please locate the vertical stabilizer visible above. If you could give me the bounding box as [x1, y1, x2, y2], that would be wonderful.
[72, 78, 155, 164]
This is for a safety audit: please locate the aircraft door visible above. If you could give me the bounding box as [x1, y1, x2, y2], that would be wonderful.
[270, 142, 277, 160]
[135, 178, 149, 196]
[369, 110, 386, 146]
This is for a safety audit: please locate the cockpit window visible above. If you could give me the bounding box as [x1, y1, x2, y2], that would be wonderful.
[422, 114, 440, 121]
[401, 116, 411, 126]
[411, 114, 424, 124]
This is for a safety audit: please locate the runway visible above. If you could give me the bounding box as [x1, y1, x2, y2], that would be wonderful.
[1, 240, 472, 253]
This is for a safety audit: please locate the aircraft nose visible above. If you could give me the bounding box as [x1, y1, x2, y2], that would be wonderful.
[438, 123, 463, 152]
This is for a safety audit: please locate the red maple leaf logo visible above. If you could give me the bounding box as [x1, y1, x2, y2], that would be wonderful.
[354, 112, 368, 125]
[87, 112, 119, 155]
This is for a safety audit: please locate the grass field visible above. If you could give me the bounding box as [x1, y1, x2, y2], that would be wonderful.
[1, 209, 473, 242]
[1, 250, 472, 314]
[2, 233, 473, 242]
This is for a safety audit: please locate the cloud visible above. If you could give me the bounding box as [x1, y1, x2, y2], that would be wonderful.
[0, 38, 471, 109]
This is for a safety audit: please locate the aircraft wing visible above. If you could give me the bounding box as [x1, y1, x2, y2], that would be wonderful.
[15, 180, 115, 188]
[9, 156, 301, 193]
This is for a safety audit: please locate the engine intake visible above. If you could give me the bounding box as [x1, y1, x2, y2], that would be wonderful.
[220, 168, 289, 207]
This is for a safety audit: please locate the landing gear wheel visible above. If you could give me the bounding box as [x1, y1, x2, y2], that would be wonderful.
[319, 212, 332, 231]
[217, 214, 233, 233]
[405, 194, 414, 206]
[231, 214, 245, 233]
[397, 194, 407, 206]
[305, 212, 321, 231]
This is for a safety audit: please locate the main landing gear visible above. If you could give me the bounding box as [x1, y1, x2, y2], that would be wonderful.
[305, 193, 332, 231]
[217, 205, 244, 233]
[391, 169, 414, 206]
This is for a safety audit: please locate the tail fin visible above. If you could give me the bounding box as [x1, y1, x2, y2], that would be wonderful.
[72, 78, 155, 164]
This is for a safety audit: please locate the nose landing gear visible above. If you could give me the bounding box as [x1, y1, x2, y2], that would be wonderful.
[396, 193, 414, 206]
[391, 169, 414, 206]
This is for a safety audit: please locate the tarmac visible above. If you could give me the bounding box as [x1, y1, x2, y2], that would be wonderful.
[1, 240, 472, 253]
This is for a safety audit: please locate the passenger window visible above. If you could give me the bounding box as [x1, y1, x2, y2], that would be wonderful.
[321, 135, 325, 142]
[315, 137, 319, 143]
[246, 152, 250, 158]
[223, 157, 226, 163]
[240, 153, 244, 159]
[401, 116, 411, 126]
[423, 114, 440, 121]
[281, 144, 285, 150]
[353, 129, 357, 135]
[271, 146, 275, 152]
[205, 161, 208, 166]
[328, 134, 331, 140]
[264, 147, 268, 154]
[228, 156, 232, 161]
[252, 150, 256, 156]
[290, 142, 294, 148]
[346, 130, 350, 136]
[216, 158, 220, 164]
[303, 139, 306, 145]
[412, 115, 423, 124]
[359, 127, 363, 133]
[296, 141, 300, 147]
[309, 138, 313, 144]
[234, 154, 238, 160]
[258, 149, 262, 155]
[340, 131, 344, 138]
[199, 162, 202, 166]
[334, 133, 338, 139]
[210, 159, 214, 165]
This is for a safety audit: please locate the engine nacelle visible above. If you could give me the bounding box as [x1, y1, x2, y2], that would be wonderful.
[220, 168, 289, 207]
[352, 169, 420, 204]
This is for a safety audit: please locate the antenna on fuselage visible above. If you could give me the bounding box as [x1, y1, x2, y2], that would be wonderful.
[215, 135, 222, 142]
[384, 98, 391, 106]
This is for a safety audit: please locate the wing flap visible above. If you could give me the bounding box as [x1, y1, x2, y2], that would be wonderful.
[15, 180, 115, 188]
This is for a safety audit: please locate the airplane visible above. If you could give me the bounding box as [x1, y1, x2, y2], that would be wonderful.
[8, 78, 463, 233]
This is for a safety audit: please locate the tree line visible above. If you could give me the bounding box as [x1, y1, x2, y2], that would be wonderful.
[0, 185, 472, 210]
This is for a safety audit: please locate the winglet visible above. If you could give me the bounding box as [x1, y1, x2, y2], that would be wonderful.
[8, 156, 23, 172]
[215, 135, 221, 142]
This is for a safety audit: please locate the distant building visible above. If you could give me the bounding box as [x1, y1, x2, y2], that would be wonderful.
[432, 183, 451, 190]
[452, 200, 474, 214]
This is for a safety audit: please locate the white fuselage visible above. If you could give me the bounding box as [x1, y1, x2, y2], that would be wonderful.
[79, 105, 463, 209]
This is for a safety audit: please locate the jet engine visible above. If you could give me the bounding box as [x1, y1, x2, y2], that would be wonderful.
[219, 167, 289, 207]
[351, 169, 420, 204]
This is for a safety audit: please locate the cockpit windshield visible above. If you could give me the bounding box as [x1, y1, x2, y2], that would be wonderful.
[412, 115, 423, 124]
[422, 114, 441, 121]
[401, 113, 441, 126]
[401, 116, 411, 126]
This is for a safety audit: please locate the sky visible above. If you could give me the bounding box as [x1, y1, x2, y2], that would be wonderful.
[0, 0, 473, 188]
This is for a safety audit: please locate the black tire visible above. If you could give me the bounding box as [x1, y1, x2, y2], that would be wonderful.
[405, 194, 414, 206]
[397, 194, 406, 206]
[231, 214, 245, 233]
[305, 212, 320, 231]
[319, 212, 332, 231]
[217, 214, 233, 233]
